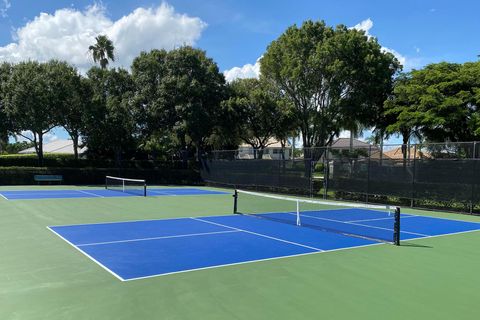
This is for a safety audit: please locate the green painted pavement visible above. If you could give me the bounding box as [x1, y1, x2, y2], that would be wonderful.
[1, 186, 480, 320]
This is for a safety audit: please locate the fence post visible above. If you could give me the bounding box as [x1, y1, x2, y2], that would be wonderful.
[366, 145, 371, 204]
[323, 147, 329, 200]
[411, 144, 417, 208]
[470, 142, 476, 214]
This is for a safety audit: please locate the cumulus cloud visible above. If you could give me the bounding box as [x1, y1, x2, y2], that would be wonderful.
[223, 57, 261, 82]
[352, 18, 407, 68]
[0, 0, 10, 18]
[0, 3, 207, 72]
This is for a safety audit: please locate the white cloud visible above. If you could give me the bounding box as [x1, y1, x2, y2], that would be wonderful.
[224, 57, 261, 82]
[0, 0, 10, 18]
[352, 18, 373, 34]
[352, 18, 407, 69]
[0, 3, 207, 72]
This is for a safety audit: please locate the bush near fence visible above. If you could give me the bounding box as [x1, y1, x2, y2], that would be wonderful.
[0, 154, 196, 169]
[0, 167, 202, 185]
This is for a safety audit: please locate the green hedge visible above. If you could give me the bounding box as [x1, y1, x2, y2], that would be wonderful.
[0, 167, 202, 185]
[0, 154, 195, 169]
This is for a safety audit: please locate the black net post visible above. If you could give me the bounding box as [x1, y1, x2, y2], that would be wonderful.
[143, 182, 147, 197]
[105, 177, 107, 189]
[233, 189, 238, 214]
[393, 207, 401, 246]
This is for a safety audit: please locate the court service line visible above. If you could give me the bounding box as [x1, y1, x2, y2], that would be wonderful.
[76, 230, 240, 247]
[348, 215, 418, 223]
[46, 226, 125, 281]
[76, 190, 105, 198]
[191, 217, 324, 251]
[290, 212, 429, 237]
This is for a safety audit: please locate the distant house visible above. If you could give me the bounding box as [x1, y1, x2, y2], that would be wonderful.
[382, 146, 430, 160]
[330, 138, 372, 149]
[19, 139, 86, 155]
[238, 139, 292, 160]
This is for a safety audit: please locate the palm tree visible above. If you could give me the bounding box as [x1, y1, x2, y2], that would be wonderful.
[88, 35, 115, 69]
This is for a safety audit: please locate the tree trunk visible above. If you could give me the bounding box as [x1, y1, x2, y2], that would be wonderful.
[114, 146, 121, 168]
[38, 132, 44, 166]
[72, 133, 79, 160]
[401, 132, 409, 167]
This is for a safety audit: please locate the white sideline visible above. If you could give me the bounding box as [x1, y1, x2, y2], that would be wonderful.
[47, 226, 125, 281]
[77, 230, 240, 247]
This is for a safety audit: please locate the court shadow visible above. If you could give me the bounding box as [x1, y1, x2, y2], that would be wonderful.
[401, 242, 433, 249]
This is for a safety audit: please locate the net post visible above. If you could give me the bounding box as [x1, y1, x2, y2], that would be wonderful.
[296, 200, 301, 226]
[105, 176, 107, 189]
[393, 207, 401, 246]
[233, 189, 238, 214]
[143, 182, 147, 197]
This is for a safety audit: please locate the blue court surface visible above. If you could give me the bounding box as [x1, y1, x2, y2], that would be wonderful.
[0, 188, 227, 200]
[48, 209, 480, 281]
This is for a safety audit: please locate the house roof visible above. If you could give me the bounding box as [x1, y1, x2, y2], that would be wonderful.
[19, 139, 87, 155]
[383, 146, 430, 159]
[239, 138, 291, 148]
[330, 138, 372, 148]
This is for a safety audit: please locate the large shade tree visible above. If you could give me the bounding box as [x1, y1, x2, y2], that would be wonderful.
[384, 61, 480, 148]
[132, 46, 226, 160]
[47, 61, 89, 159]
[82, 67, 137, 163]
[261, 20, 400, 158]
[0, 62, 12, 153]
[223, 78, 296, 158]
[3, 61, 61, 164]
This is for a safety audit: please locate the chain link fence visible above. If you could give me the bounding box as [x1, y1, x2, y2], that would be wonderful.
[201, 141, 480, 214]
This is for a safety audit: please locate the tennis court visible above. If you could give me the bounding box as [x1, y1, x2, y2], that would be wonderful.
[48, 190, 480, 281]
[0, 187, 227, 200]
[3, 184, 480, 319]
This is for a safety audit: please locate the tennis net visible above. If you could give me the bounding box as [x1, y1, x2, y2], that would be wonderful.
[105, 176, 147, 197]
[233, 189, 400, 245]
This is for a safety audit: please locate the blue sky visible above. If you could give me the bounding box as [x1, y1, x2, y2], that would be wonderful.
[1, 0, 479, 144]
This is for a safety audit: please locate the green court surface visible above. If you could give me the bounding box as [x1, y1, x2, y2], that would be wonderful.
[1, 185, 480, 320]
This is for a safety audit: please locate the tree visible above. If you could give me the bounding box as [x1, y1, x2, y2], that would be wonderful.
[0, 62, 12, 153]
[261, 20, 400, 159]
[131, 49, 171, 158]
[89, 35, 115, 69]
[46, 61, 88, 159]
[223, 78, 295, 158]
[3, 62, 58, 165]
[132, 47, 226, 160]
[82, 67, 137, 163]
[384, 62, 480, 153]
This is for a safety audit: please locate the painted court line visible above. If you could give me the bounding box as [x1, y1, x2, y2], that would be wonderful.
[293, 212, 429, 237]
[76, 190, 105, 198]
[348, 215, 418, 223]
[76, 230, 240, 247]
[46, 226, 125, 281]
[191, 217, 324, 251]
[0, 193, 8, 200]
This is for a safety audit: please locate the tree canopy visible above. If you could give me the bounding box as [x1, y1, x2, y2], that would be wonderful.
[261, 20, 401, 154]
